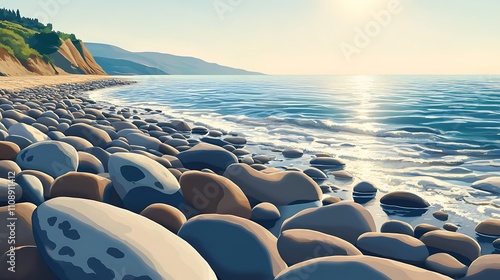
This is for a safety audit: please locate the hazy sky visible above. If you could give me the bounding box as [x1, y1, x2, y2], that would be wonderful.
[2, 0, 500, 75]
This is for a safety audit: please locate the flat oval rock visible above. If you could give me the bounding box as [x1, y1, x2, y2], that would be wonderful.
[420, 230, 481, 265]
[381, 220, 414, 236]
[475, 218, 500, 237]
[464, 255, 500, 279]
[310, 157, 345, 167]
[381, 191, 430, 208]
[32, 197, 217, 280]
[278, 229, 362, 266]
[178, 143, 238, 174]
[357, 232, 429, 264]
[282, 147, 303, 158]
[274, 256, 452, 280]
[425, 253, 467, 279]
[224, 163, 322, 206]
[281, 201, 376, 244]
[8, 123, 49, 143]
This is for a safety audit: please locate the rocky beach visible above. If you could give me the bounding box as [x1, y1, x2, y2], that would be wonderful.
[1, 78, 500, 280]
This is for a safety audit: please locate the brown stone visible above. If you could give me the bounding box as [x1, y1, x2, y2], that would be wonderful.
[0, 141, 20, 160]
[0, 246, 57, 280]
[0, 203, 36, 255]
[180, 171, 251, 218]
[50, 172, 111, 201]
[140, 203, 187, 234]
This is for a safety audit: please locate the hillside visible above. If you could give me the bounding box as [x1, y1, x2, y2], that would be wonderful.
[94, 57, 168, 75]
[0, 8, 105, 76]
[86, 43, 262, 75]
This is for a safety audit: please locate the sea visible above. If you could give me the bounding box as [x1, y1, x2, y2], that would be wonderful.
[89, 75, 500, 253]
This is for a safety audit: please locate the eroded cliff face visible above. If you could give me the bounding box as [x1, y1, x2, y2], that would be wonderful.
[50, 39, 105, 75]
[0, 40, 106, 76]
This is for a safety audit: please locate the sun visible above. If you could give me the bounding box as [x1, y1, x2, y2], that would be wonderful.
[329, 0, 388, 18]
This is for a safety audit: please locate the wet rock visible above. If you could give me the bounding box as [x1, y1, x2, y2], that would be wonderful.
[282, 147, 303, 158]
[415, 223, 441, 239]
[310, 157, 345, 168]
[420, 230, 481, 265]
[381, 220, 414, 236]
[433, 210, 449, 221]
[178, 143, 238, 174]
[475, 218, 500, 237]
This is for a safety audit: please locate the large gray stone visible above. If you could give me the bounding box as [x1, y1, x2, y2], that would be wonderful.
[32, 197, 217, 280]
[178, 214, 287, 280]
[8, 123, 49, 143]
[16, 141, 79, 178]
[178, 143, 238, 173]
[281, 201, 376, 244]
[108, 152, 183, 212]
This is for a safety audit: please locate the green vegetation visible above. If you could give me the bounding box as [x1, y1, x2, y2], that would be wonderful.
[0, 8, 79, 62]
[0, 21, 40, 60]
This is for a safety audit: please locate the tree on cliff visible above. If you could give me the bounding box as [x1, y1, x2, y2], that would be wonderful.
[27, 31, 62, 55]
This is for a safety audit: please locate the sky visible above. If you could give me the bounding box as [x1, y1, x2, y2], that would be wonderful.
[1, 0, 500, 75]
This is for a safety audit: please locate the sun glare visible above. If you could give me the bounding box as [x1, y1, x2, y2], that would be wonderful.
[330, 0, 388, 18]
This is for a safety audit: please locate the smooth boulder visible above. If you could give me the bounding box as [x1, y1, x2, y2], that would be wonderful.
[64, 123, 112, 148]
[420, 230, 481, 265]
[224, 163, 322, 206]
[108, 152, 183, 212]
[32, 197, 217, 280]
[180, 171, 251, 218]
[16, 141, 79, 178]
[278, 229, 362, 266]
[425, 253, 468, 279]
[177, 143, 238, 173]
[140, 203, 187, 234]
[357, 232, 429, 264]
[274, 256, 452, 280]
[178, 214, 287, 280]
[281, 201, 376, 244]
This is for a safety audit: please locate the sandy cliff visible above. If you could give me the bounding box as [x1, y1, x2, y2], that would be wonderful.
[0, 40, 106, 76]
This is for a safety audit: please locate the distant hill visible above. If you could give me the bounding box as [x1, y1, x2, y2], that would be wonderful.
[94, 57, 168, 75]
[86, 43, 263, 75]
[0, 8, 105, 76]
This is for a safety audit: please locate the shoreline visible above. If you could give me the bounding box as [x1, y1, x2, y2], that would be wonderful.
[0, 75, 118, 91]
[1, 77, 499, 279]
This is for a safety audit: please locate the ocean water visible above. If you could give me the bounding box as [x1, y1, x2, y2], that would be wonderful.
[90, 75, 500, 249]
